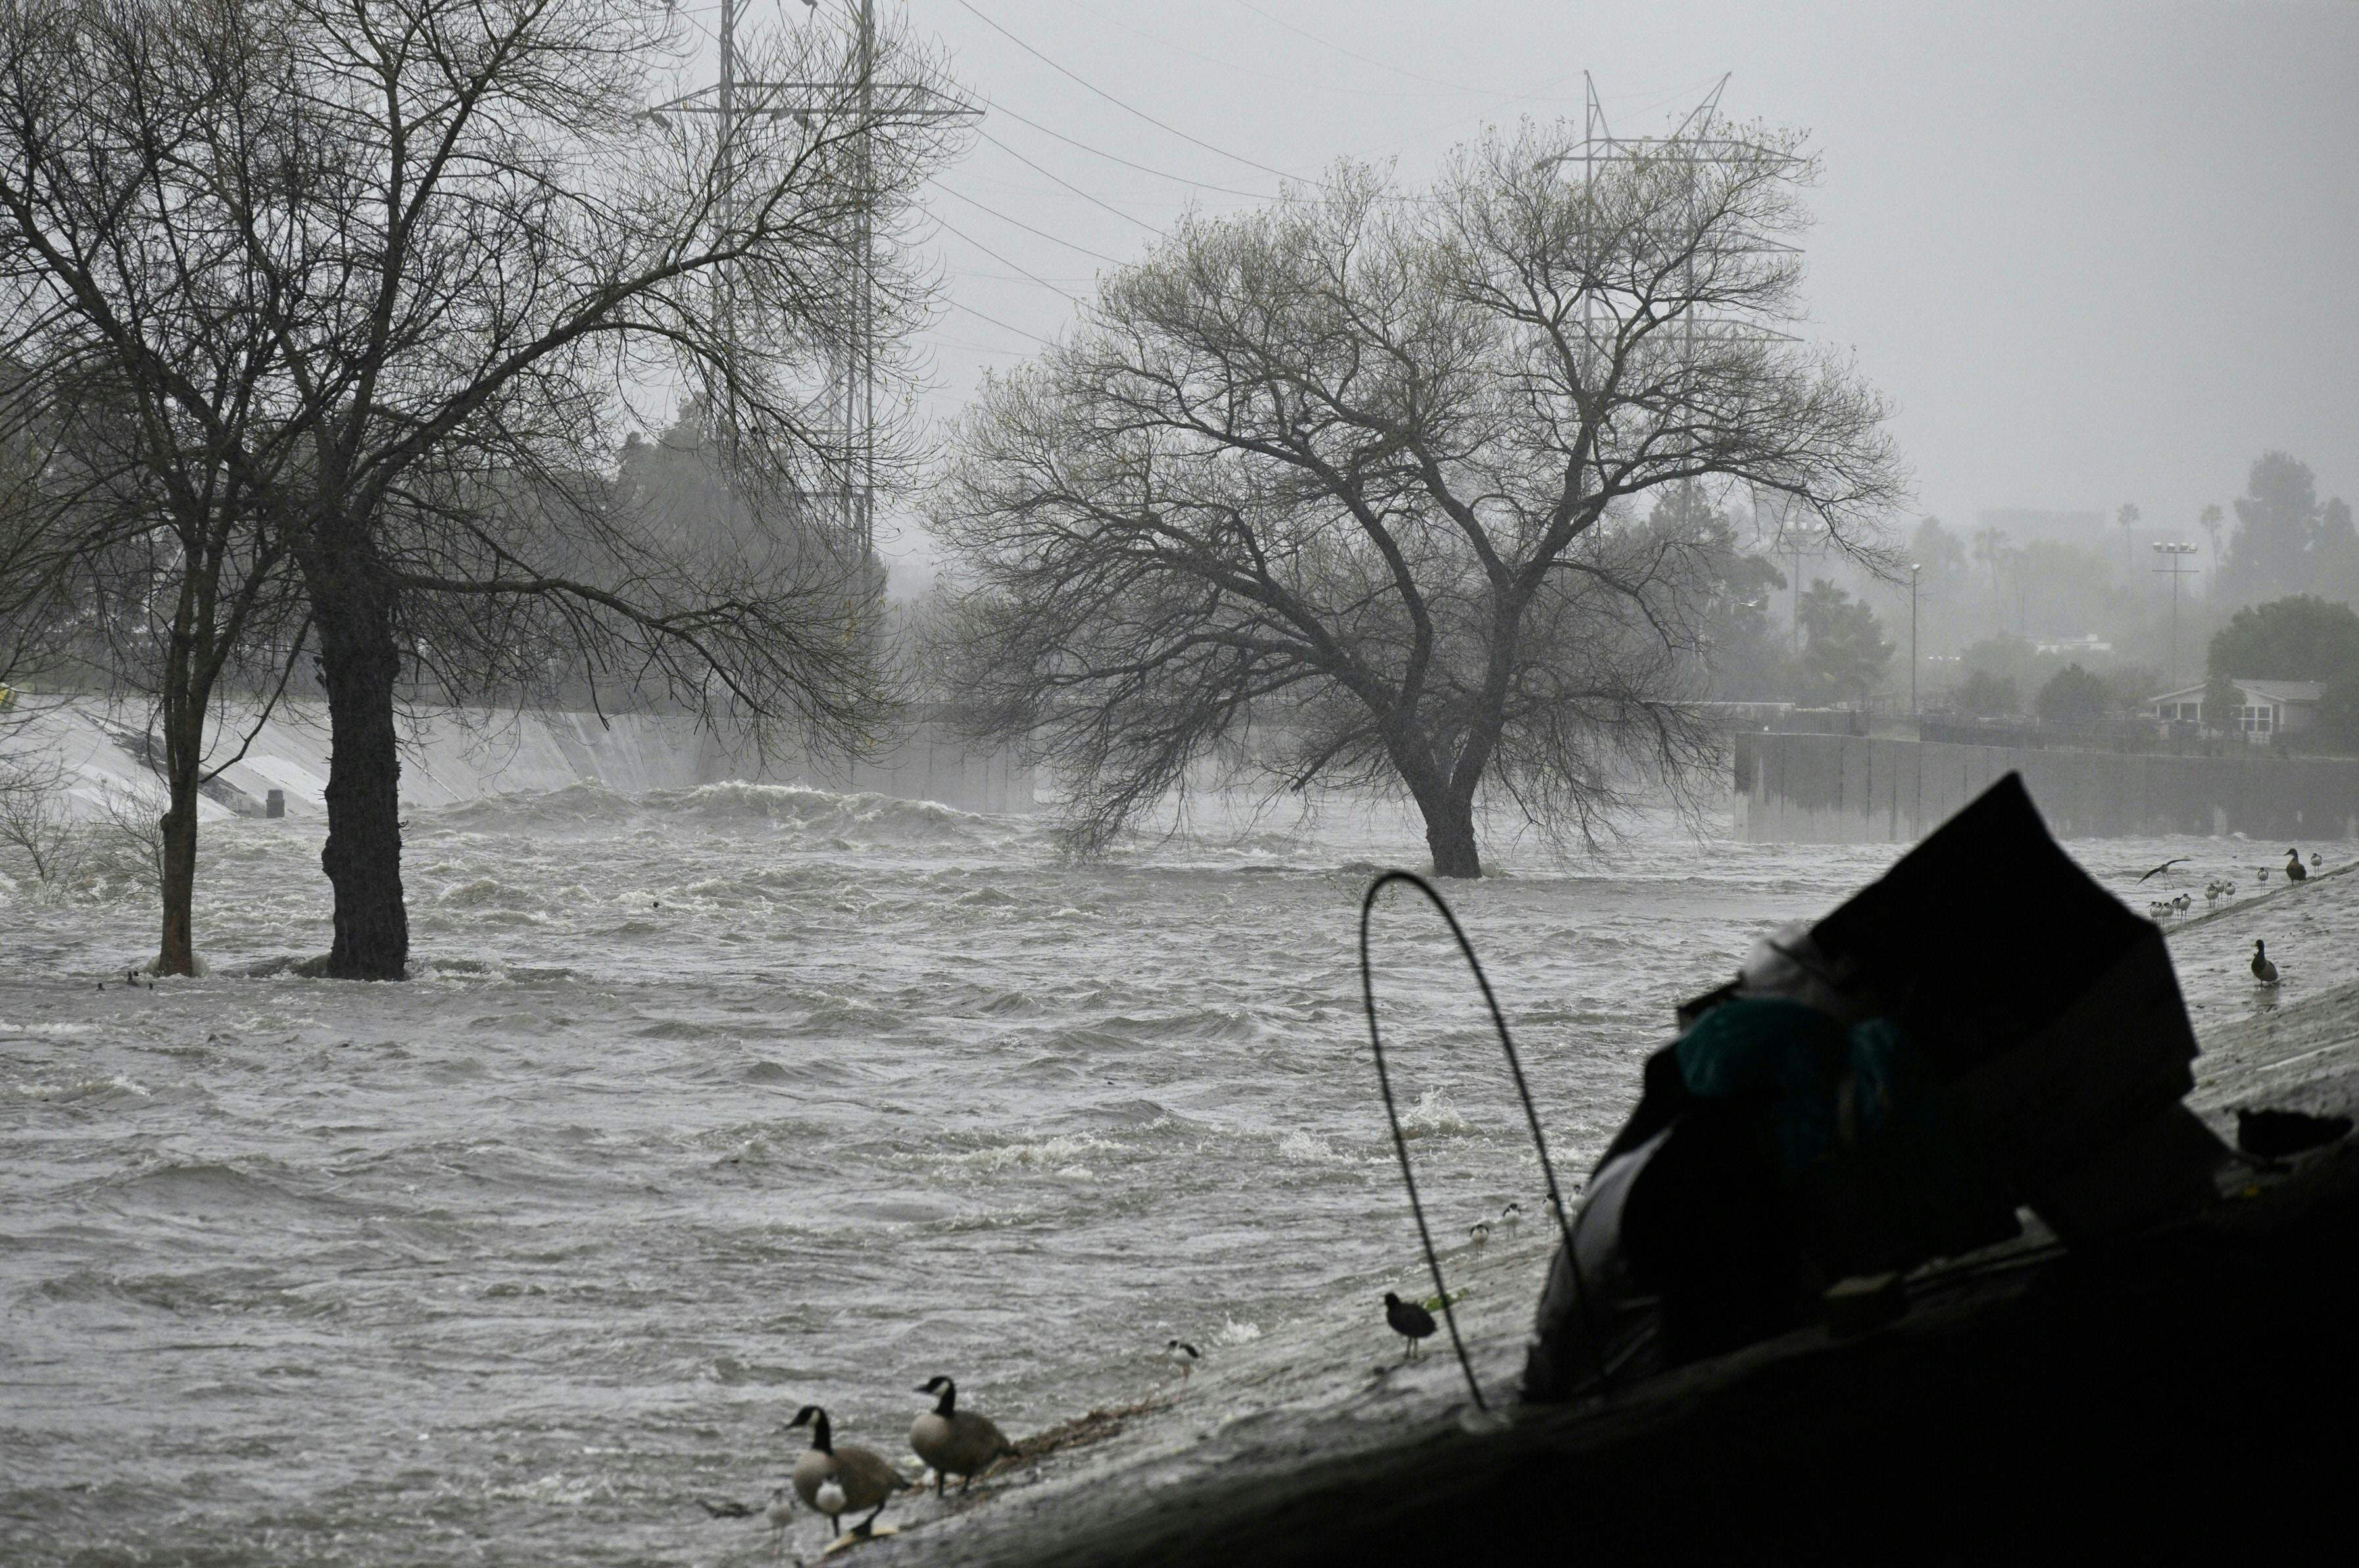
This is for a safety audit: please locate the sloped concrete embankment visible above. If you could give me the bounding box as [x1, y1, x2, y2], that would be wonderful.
[831, 871, 2359, 1565]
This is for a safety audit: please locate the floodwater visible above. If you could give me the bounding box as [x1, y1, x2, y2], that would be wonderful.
[0, 783, 2327, 1564]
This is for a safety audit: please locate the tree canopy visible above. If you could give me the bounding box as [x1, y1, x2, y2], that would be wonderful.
[2206, 596, 2359, 685]
[933, 117, 1902, 876]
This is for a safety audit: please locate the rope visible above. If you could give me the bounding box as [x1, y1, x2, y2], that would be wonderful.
[1357, 869, 1606, 1414]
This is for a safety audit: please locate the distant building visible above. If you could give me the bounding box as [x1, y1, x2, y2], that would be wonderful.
[2145, 678, 2323, 743]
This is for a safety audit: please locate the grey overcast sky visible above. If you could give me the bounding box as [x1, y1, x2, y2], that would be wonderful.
[679, 2, 2359, 588]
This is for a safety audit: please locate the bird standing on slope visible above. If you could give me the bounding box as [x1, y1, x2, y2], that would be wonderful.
[2252, 941, 2280, 985]
[1164, 1338, 1200, 1386]
[1467, 1219, 1492, 1246]
[910, 1376, 1019, 1496]
[785, 1404, 908, 1544]
[1383, 1290, 1438, 1362]
[1500, 1201, 1524, 1231]
[764, 1486, 796, 1557]
[2286, 849, 2308, 882]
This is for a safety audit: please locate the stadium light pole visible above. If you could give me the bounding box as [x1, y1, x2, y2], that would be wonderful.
[2151, 541, 2200, 684]
[1909, 561, 1921, 720]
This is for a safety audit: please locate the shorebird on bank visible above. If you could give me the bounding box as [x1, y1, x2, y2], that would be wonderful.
[1499, 1201, 1524, 1230]
[764, 1486, 795, 1557]
[1383, 1291, 1438, 1362]
[1467, 1219, 1492, 1246]
[2252, 941, 2280, 985]
[1165, 1338, 1200, 1386]
[910, 1376, 1018, 1496]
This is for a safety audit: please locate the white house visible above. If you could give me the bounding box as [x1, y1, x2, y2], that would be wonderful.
[2146, 678, 2324, 743]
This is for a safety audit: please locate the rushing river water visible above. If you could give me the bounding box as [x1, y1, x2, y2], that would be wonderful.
[0, 782, 2317, 1564]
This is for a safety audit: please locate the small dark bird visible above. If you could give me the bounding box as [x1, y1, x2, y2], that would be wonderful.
[910, 1376, 1018, 1496]
[2285, 849, 2308, 882]
[2137, 858, 2190, 882]
[785, 1404, 908, 1543]
[1383, 1290, 1438, 1362]
[2251, 940, 2279, 985]
[2236, 1106, 2354, 1160]
[1164, 1338, 1200, 1385]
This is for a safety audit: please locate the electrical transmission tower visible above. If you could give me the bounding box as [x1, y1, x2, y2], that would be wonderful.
[1547, 76, 1816, 617]
[650, 1, 978, 562]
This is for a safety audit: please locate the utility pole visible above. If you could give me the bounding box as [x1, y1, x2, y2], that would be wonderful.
[1909, 560, 1921, 720]
[650, 1, 977, 560]
[2151, 541, 2199, 683]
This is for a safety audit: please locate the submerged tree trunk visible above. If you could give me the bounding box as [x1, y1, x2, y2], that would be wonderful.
[304, 536, 409, 979]
[1405, 766, 1483, 879]
[155, 727, 202, 977]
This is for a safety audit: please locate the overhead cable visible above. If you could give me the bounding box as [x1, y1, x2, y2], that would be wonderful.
[930, 182, 1132, 267]
[930, 213, 1084, 302]
[981, 99, 1279, 203]
[952, 0, 1303, 182]
[973, 125, 1165, 234]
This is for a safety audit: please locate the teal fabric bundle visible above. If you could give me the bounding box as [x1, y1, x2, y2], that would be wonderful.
[1673, 1000, 1919, 1175]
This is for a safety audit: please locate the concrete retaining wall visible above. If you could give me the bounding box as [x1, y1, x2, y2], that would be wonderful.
[1736, 731, 2359, 843]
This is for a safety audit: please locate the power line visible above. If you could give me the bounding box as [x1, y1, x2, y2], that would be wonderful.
[981, 99, 1278, 203]
[930, 213, 1084, 302]
[973, 124, 1165, 233]
[1227, 0, 1513, 95]
[942, 297, 1059, 348]
[952, 0, 1303, 182]
[930, 181, 1132, 266]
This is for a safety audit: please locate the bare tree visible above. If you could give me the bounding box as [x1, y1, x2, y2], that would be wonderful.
[0, 0, 966, 976]
[0, 750, 80, 887]
[932, 120, 1902, 875]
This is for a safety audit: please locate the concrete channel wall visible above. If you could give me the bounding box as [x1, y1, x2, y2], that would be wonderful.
[1734, 731, 2359, 843]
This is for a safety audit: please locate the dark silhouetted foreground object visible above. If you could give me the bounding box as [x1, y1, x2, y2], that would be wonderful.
[787, 1404, 907, 1543]
[1528, 773, 2225, 1400]
[911, 1377, 1018, 1495]
[2236, 1106, 2352, 1160]
[2254, 941, 2280, 985]
[1384, 1292, 1437, 1361]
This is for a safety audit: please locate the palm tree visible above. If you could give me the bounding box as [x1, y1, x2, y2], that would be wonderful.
[2199, 502, 2225, 594]
[1972, 525, 2011, 602]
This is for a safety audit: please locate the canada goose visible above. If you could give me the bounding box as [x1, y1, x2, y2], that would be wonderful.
[1467, 1219, 1492, 1246]
[1500, 1201, 1524, 1229]
[2285, 850, 2308, 882]
[2251, 941, 2279, 985]
[1383, 1290, 1438, 1361]
[910, 1376, 1018, 1496]
[1164, 1338, 1201, 1386]
[785, 1404, 907, 1542]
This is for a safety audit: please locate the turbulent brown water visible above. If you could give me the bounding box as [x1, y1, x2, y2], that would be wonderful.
[0, 783, 2316, 1564]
